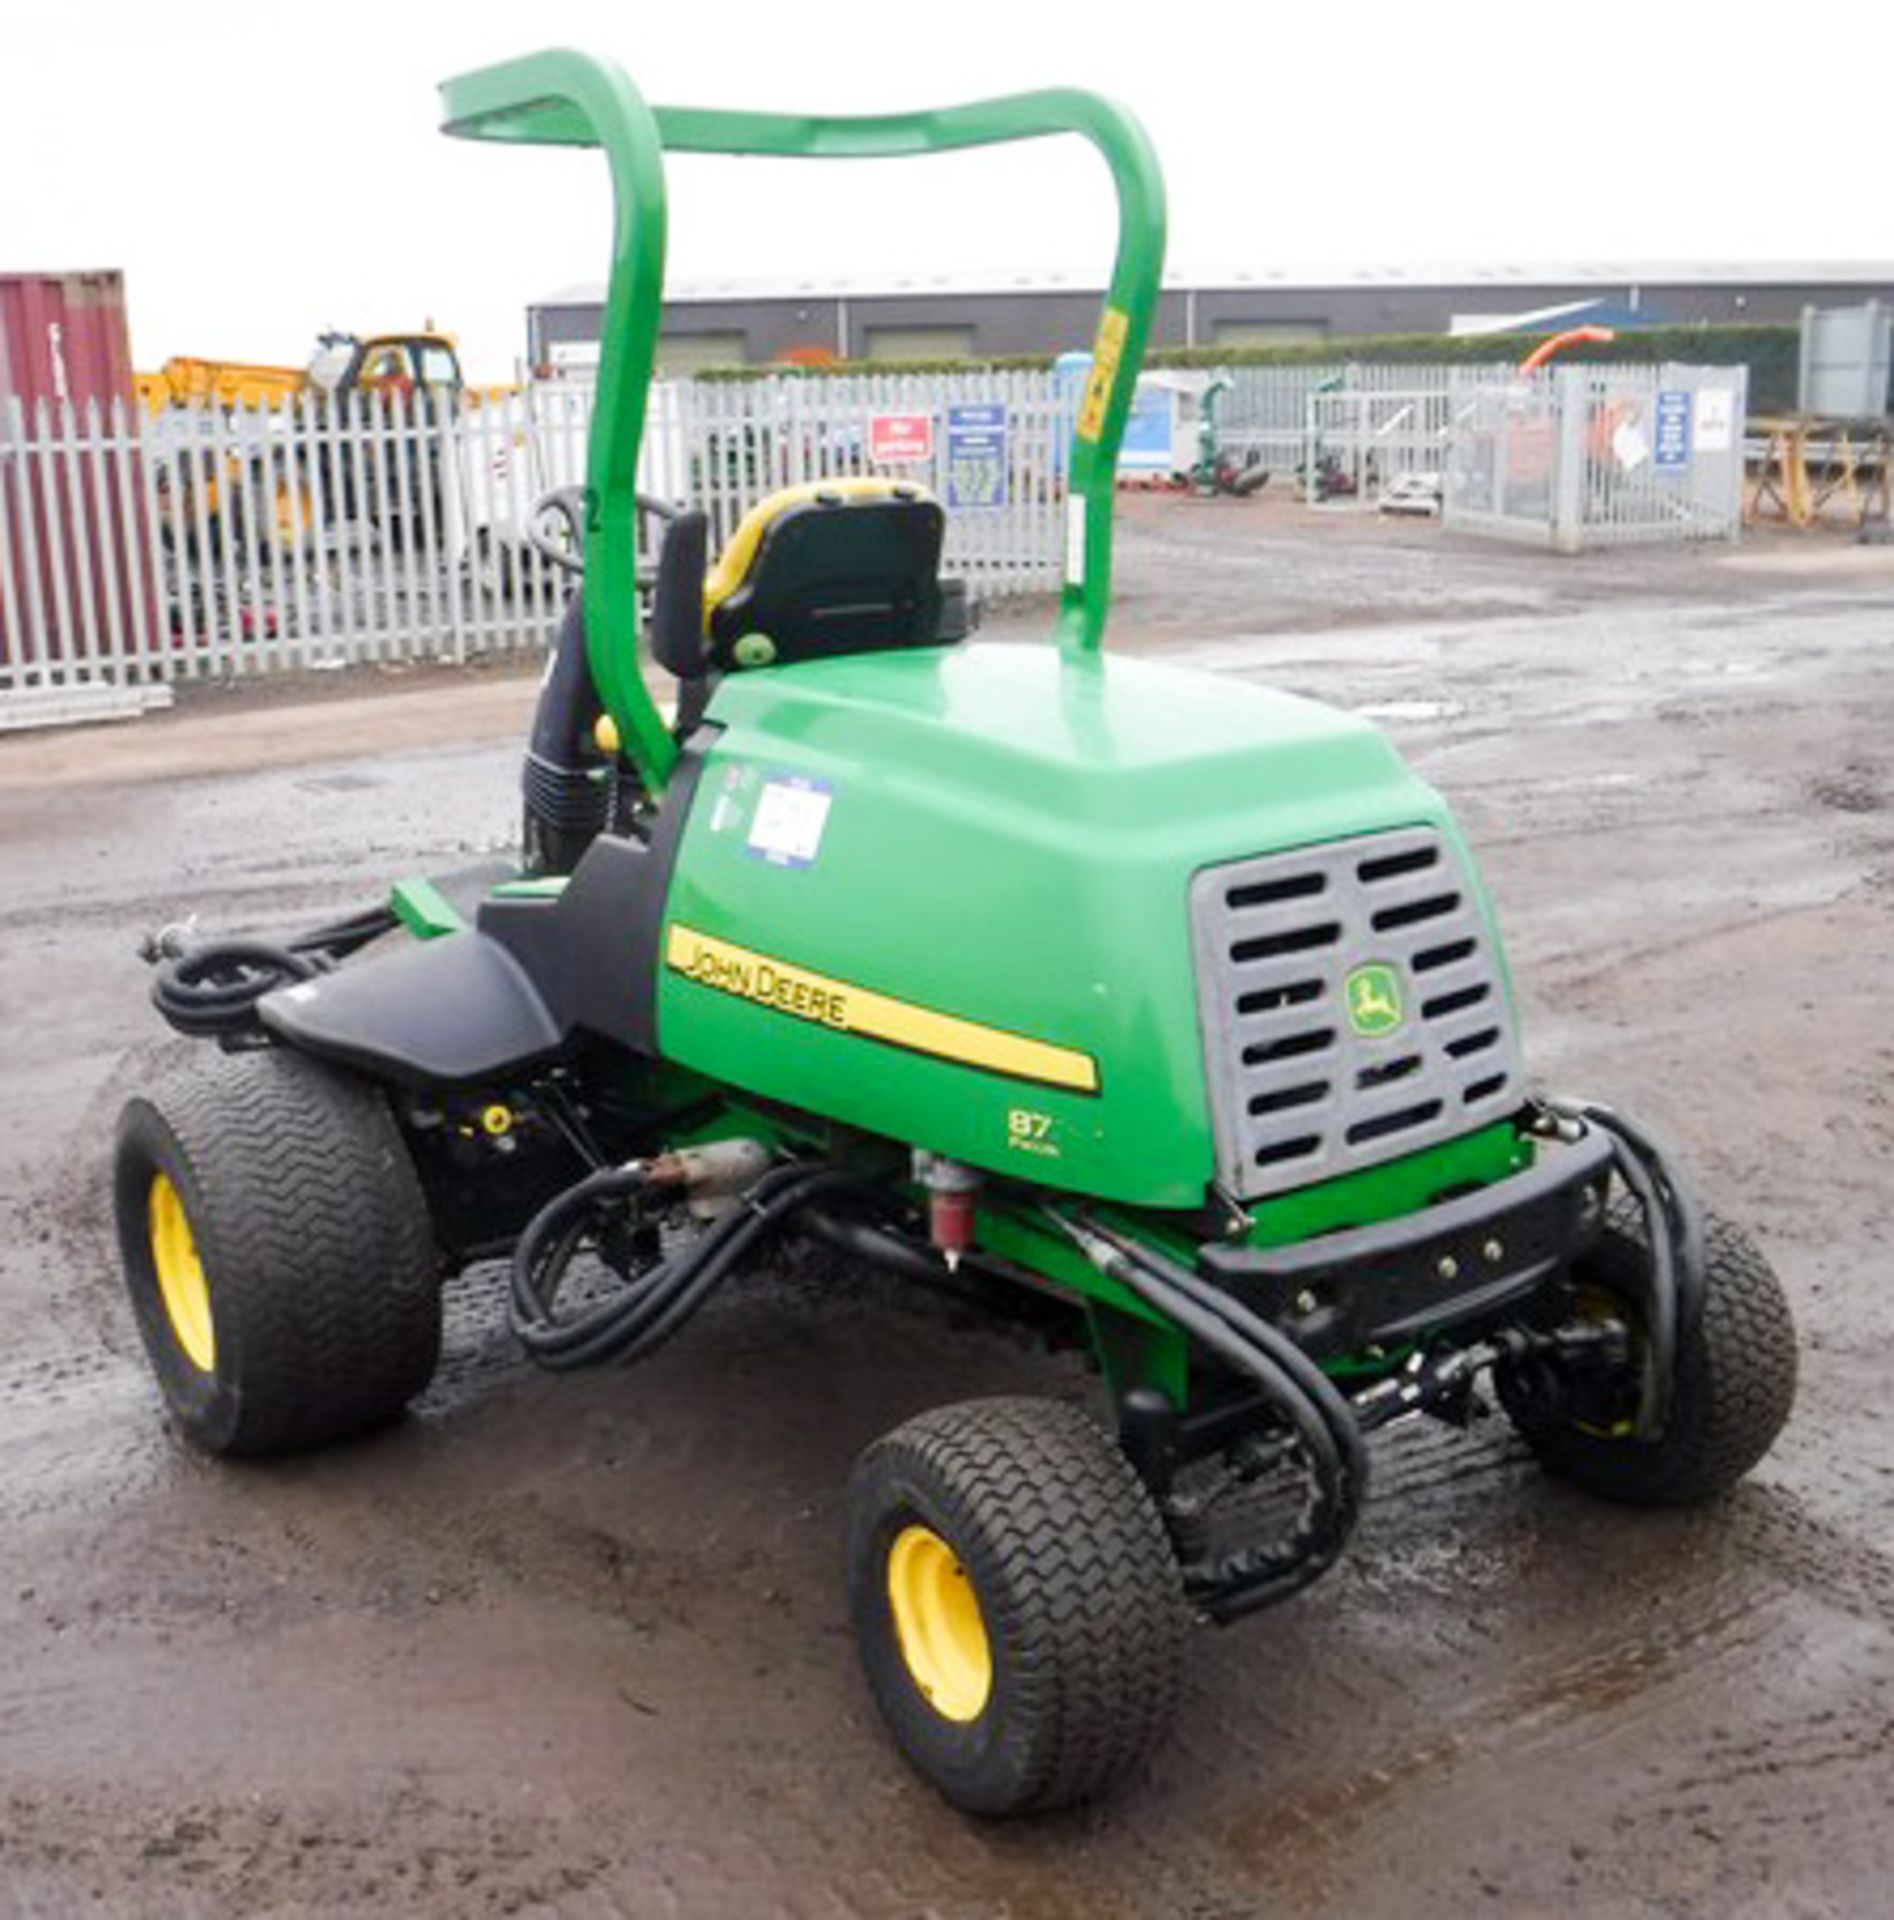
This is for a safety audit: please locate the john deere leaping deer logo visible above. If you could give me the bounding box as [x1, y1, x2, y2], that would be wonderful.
[1344, 962, 1405, 1038]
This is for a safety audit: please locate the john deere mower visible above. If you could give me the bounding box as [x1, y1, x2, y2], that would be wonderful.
[115, 51, 1797, 1816]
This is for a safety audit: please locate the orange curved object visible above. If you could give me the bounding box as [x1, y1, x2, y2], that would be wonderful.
[1519, 324, 1616, 374]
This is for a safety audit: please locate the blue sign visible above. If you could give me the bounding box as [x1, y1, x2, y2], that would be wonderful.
[946, 403, 1008, 509]
[1654, 389, 1691, 470]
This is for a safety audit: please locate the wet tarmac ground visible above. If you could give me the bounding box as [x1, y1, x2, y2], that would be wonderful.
[2, 499, 1891, 1917]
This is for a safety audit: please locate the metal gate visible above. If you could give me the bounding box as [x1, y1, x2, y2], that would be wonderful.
[1302, 388, 1464, 510]
[1443, 364, 1747, 552]
[1213, 362, 1512, 476]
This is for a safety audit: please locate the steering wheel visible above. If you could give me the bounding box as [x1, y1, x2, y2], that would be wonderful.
[526, 486, 680, 580]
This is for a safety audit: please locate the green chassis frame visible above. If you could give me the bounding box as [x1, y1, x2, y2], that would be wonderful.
[436, 51, 1535, 1406]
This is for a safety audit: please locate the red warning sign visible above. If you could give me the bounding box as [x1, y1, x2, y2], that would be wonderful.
[868, 412, 934, 464]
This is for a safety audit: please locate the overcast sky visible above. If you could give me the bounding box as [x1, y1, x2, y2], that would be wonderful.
[3, 0, 1886, 378]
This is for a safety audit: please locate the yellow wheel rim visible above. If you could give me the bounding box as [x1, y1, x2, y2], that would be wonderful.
[1571, 1283, 1638, 1439]
[886, 1524, 992, 1723]
[148, 1173, 216, 1373]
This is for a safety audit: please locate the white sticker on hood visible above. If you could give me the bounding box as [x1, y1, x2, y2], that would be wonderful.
[745, 776, 832, 869]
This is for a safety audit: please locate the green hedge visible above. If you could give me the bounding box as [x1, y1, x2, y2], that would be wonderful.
[688, 354, 1053, 382]
[687, 323, 1798, 411]
[1146, 324, 1799, 411]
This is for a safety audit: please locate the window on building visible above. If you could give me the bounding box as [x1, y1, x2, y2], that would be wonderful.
[655, 331, 749, 375]
[863, 325, 977, 363]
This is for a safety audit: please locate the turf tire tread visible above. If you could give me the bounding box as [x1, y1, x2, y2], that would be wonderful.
[117, 1048, 440, 1456]
[1510, 1203, 1796, 1506]
[848, 1395, 1188, 1814]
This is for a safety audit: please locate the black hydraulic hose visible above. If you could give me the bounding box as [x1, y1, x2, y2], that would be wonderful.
[289, 903, 399, 961]
[511, 1161, 751, 1365]
[797, 1200, 1042, 1298]
[1108, 1269, 1349, 1618]
[1543, 1099, 1705, 1435]
[800, 1205, 950, 1283]
[150, 939, 323, 1037]
[1596, 1131, 1677, 1433]
[1083, 1215, 1370, 1534]
[509, 1160, 850, 1372]
[508, 1160, 649, 1331]
[147, 903, 399, 1038]
[1047, 1209, 1366, 1620]
[534, 1166, 847, 1369]
[1569, 1100, 1707, 1332]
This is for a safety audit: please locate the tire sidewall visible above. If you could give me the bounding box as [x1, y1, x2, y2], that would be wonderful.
[113, 1096, 244, 1453]
[846, 1453, 1033, 1815]
[1502, 1211, 1794, 1503]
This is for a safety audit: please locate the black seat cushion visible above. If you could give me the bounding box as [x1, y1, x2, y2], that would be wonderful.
[705, 491, 947, 669]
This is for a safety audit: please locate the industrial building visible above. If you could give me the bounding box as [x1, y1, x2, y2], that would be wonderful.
[528, 262, 1894, 374]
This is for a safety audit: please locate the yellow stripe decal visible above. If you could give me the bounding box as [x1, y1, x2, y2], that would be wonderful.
[665, 925, 1100, 1094]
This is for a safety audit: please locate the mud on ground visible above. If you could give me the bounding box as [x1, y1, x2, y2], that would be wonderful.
[2, 501, 1891, 1918]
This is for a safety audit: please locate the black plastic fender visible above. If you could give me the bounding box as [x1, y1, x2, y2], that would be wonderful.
[255, 748, 708, 1085]
[259, 933, 564, 1086]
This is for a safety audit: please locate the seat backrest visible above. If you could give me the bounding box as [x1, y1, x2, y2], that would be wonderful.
[702, 479, 947, 670]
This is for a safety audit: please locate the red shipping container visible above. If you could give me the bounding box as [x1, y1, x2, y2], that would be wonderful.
[0, 270, 138, 409]
[0, 271, 157, 688]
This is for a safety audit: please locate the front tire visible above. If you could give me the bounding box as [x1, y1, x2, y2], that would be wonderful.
[1501, 1205, 1796, 1505]
[114, 1048, 442, 1457]
[845, 1396, 1188, 1815]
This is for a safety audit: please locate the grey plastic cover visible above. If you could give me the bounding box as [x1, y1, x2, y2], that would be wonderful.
[1190, 825, 1523, 1201]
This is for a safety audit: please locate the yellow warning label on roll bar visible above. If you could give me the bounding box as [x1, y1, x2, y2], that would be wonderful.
[1075, 306, 1129, 443]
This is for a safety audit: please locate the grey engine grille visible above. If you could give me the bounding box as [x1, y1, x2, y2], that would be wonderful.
[1190, 825, 1522, 1201]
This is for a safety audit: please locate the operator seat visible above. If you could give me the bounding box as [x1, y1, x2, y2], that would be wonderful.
[338, 484, 980, 1082]
[648, 479, 972, 726]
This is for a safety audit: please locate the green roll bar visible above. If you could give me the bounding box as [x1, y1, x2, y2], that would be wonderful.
[439, 49, 1167, 796]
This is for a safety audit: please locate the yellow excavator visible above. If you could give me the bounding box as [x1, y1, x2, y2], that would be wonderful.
[148, 331, 475, 560]
[136, 329, 466, 415]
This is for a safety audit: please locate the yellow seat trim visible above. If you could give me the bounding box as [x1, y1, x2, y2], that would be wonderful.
[701, 476, 937, 616]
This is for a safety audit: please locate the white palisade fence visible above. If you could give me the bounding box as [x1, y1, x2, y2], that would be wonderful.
[0, 370, 1074, 725]
[647, 367, 1071, 590]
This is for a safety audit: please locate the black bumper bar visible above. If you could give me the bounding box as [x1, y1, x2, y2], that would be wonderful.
[1196, 1130, 1616, 1359]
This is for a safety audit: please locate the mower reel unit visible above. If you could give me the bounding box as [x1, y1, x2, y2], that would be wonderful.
[113, 51, 1798, 1817]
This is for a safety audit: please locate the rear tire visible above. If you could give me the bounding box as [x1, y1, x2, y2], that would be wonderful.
[114, 1048, 442, 1457]
[1500, 1205, 1796, 1505]
[845, 1396, 1188, 1815]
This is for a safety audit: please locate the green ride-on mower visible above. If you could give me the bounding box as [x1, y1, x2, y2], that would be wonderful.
[115, 50, 1797, 1816]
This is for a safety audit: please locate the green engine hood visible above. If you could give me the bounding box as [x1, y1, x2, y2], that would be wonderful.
[654, 642, 1475, 1209]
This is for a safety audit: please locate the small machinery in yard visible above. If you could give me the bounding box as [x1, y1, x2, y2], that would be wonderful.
[147, 329, 469, 585]
[135, 329, 466, 416]
[115, 51, 1798, 1816]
